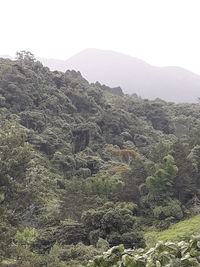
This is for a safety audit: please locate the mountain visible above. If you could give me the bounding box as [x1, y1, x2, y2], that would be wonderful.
[1, 54, 200, 265]
[39, 49, 200, 103]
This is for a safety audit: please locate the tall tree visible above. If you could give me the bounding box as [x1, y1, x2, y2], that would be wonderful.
[145, 155, 178, 204]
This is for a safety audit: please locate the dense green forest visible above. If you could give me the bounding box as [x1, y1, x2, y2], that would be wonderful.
[1, 51, 200, 266]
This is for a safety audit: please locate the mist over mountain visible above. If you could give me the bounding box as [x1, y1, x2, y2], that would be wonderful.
[39, 49, 200, 103]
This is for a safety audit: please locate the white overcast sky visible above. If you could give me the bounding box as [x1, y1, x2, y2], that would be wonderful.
[1, 0, 200, 74]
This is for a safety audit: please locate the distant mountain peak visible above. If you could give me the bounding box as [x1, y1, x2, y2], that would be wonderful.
[47, 48, 199, 103]
[2, 49, 200, 103]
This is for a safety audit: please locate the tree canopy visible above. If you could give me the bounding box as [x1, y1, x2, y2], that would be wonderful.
[1, 53, 200, 265]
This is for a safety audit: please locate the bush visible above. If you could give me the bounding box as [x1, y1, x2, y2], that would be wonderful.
[153, 200, 183, 221]
[82, 202, 145, 248]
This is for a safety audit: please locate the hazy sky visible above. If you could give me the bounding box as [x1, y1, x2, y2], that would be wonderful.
[1, 0, 200, 73]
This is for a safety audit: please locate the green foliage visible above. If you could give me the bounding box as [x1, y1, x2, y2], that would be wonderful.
[96, 238, 110, 251]
[0, 121, 36, 218]
[15, 228, 38, 247]
[188, 145, 200, 173]
[45, 243, 66, 267]
[146, 155, 178, 204]
[1, 53, 200, 265]
[171, 140, 196, 203]
[0, 222, 16, 260]
[85, 173, 124, 200]
[153, 200, 183, 220]
[81, 202, 144, 248]
[120, 157, 148, 203]
[89, 235, 200, 267]
[61, 242, 102, 264]
[16, 50, 36, 65]
[145, 215, 200, 247]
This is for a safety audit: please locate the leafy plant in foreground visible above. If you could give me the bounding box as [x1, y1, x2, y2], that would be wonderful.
[88, 235, 200, 266]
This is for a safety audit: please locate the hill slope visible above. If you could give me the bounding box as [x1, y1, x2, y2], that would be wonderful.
[1, 53, 200, 265]
[39, 48, 200, 103]
[145, 214, 200, 247]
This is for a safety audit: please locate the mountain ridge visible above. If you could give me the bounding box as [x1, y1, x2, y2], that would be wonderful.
[39, 48, 200, 103]
[2, 49, 200, 102]
[41, 49, 200, 102]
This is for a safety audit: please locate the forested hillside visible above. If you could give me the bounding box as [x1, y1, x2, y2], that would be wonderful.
[1, 51, 200, 266]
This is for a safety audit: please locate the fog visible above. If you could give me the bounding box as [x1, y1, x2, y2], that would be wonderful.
[1, 0, 200, 74]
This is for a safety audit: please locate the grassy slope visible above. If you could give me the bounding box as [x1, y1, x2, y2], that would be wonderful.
[145, 215, 200, 247]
